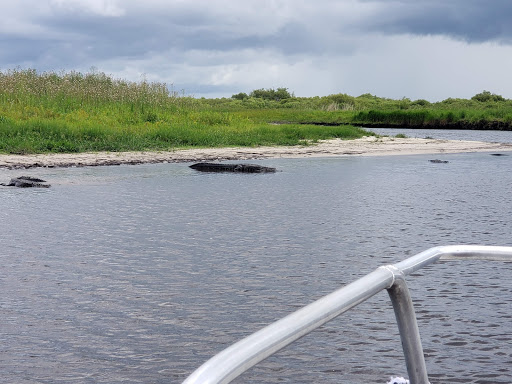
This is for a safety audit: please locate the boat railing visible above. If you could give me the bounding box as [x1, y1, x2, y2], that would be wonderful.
[182, 245, 512, 384]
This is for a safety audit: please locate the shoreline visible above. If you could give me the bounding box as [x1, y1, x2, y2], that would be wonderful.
[1, 136, 511, 169]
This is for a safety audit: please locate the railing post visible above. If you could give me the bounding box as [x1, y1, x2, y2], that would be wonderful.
[387, 271, 430, 384]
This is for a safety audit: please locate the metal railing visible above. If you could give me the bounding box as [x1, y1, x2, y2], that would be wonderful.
[182, 245, 512, 384]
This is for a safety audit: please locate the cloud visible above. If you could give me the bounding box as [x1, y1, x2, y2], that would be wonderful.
[1, 1, 363, 63]
[1, 0, 512, 100]
[50, 0, 126, 17]
[362, 0, 512, 44]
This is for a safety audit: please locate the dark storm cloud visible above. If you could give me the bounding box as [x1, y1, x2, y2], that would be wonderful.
[364, 0, 512, 43]
[0, 38, 47, 63]
[3, 8, 207, 68]
[3, 0, 511, 72]
[1, 1, 341, 70]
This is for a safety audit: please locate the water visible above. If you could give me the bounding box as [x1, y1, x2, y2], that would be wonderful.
[366, 127, 512, 143]
[1, 151, 512, 383]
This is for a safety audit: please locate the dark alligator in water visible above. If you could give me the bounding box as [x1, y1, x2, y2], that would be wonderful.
[1, 176, 51, 188]
[428, 159, 449, 164]
[190, 163, 276, 173]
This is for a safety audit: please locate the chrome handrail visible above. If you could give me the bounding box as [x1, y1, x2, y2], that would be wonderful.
[182, 245, 512, 384]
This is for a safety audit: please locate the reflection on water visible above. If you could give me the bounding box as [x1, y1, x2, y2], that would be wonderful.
[1, 152, 512, 383]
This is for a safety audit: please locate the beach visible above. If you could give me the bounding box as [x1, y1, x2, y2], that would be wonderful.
[1, 136, 511, 169]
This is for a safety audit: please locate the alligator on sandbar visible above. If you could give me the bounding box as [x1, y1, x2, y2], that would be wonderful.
[190, 162, 276, 173]
[1, 176, 51, 188]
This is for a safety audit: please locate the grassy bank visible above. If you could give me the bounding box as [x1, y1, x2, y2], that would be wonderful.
[214, 93, 512, 130]
[0, 69, 370, 154]
[1, 69, 511, 154]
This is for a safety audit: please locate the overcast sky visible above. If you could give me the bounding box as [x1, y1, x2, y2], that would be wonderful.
[2, 0, 511, 100]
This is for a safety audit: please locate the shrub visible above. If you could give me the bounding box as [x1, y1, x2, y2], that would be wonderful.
[320, 93, 356, 110]
[411, 99, 431, 107]
[249, 87, 293, 101]
[471, 90, 505, 102]
[231, 92, 248, 100]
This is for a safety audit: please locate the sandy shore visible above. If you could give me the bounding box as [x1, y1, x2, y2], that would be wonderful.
[1, 136, 511, 169]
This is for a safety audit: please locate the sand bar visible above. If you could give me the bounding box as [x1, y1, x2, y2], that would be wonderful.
[1, 136, 511, 169]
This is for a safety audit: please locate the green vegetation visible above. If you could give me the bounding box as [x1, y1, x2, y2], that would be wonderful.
[213, 89, 512, 130]
[0, 69, 370, 154]
[471, 90, 505, 102]
[1, 68, 511, 155]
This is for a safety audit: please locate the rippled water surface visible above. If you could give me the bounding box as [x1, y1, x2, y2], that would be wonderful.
[1, 151, 512, 383]
[367, 127, 512, 143]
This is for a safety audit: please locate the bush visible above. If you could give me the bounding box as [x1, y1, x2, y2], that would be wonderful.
[249, 87, 293, 101]
[231, 92, 248, 100]
[320, 93, 356, 110]
[471, 90, 505, 102]
[411, 99, 431, 107]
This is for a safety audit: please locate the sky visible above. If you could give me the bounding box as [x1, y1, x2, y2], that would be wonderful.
[1, 0, 512, 101]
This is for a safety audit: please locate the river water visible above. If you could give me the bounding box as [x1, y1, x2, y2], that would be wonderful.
[1, 133, 512, 383]
[367, 127, 512, 143]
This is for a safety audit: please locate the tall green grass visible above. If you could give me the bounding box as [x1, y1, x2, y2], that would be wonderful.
[352, 108, 512, 127]
[0, 115, 369, 154]
[0, 69, 372, 154]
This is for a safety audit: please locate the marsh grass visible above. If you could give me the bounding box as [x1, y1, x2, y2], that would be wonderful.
[208, 90, 512, 129]
[0, 117, 369, 154]
[0, 69, 374, 154]
[0, 69, 374, 153]
[2, 68, 511, 154]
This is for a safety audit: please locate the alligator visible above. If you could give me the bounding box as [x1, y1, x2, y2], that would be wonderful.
[189, 163, 276, 173]
[428, 159, 449, 164]
[1, 176, 51, 188]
